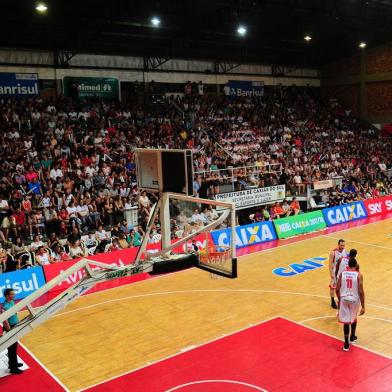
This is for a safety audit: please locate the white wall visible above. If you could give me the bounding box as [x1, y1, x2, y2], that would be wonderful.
[0, 49, 320, 86]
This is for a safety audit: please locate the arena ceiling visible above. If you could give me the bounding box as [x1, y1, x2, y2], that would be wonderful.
[2, 0, 392, 68]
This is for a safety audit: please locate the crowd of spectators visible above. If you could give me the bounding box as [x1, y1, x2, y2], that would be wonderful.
[0, 85, 391, 272]
[312, 179, 392, 208]
[243, 197, 302, 225]
[185, 88, 391, 197]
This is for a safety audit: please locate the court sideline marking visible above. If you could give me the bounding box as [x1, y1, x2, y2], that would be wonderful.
[52, 288, 392, 319]
[327, 235, 392, 251]
[299, 315, 392, 324]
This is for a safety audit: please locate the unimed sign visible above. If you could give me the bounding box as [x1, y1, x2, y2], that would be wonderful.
[63, 76, 119, 100]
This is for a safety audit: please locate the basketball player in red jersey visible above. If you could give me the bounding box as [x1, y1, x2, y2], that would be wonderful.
[336, 255, 365, 351]
[328, 239, 348, 309]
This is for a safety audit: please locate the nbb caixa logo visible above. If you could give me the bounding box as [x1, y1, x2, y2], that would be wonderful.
[0, 267, 46, 300]
[210, 221, 277, 249]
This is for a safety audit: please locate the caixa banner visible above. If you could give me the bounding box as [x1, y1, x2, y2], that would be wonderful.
[210, 221, 277, 249]
[322, 201, 368, 226]
[228, 80, 264, 97]
[0, 267, 46, 300]
[0, 73, 39, 96]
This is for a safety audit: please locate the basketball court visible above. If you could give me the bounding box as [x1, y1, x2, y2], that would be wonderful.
[3, 214, 390, 391]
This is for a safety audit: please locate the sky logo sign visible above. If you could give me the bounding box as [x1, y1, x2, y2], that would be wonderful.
[273, 256, 328, 277]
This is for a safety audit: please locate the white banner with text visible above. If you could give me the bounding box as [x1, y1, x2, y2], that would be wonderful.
[215, 185, 286, 210]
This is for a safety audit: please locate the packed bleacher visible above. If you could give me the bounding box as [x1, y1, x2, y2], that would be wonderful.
[0, 85, 391, 272]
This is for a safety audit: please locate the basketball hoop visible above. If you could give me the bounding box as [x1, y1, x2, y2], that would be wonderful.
[199, 247, 231, 280]
[132, 149, 237, 279]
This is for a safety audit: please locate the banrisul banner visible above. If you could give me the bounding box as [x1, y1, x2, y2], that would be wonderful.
[322, 201, 367, 227]
[274, 210, 326, 239]
[0, 267, 46, 300]
[63, 77, 119, 100]
[210, 221, 277, 249]
[228, 80, 264, 97]
[215, 185, 285, 210]
[0, 73, 39, 96]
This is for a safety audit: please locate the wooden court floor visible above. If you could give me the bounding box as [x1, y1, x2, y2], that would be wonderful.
[21, 218, 392, 391]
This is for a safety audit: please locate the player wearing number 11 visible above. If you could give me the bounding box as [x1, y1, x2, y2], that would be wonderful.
[336, 255, 365, 352]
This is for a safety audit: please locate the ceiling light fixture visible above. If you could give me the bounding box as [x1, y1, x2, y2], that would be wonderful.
[359, 41, 367, 49]
[304, 35, 312, 42]
[151, 17, 161, 27]
[237, 25, 247, 36]
[35, 3, 48, 13]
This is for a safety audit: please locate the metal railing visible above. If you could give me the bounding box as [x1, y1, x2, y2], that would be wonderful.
[195, 163, 282, 193]
[195, 163, 282, 178]
[170, 100, 185, 119]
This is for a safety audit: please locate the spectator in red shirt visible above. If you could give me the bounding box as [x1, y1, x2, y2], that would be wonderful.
[81, 156, 92, 167]
[25, 166, 38, 182]
[58, 206, 69, 223]
[185, 81, 192, 95]
[290, 197, 302, 215]
[272, 202, 285, 219]
[372, 187, 380, 198]
[12, 208, 26, 236]
[21, 196, 32, 215]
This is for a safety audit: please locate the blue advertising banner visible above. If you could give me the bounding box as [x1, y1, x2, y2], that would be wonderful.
[322, 201, 368, 227]
[228, 80, 264, 97]
[0, 267, 46, 300]
[0, 73, 39, 96]
[211, 221, 277, 249]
